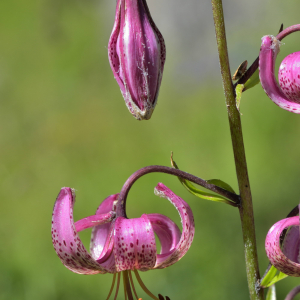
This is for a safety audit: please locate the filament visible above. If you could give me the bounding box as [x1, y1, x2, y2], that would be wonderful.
[113, 273, 121, 300]
[106, 274, 117, 300]
[133, 270, 160, 300]
[124, 272, 127, 300]
[128, 270, 139, 300]
[123, 270, 134, 300]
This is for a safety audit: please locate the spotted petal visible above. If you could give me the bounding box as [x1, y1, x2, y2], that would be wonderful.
[90, 194, 119, 273]
[265, 216, 300, 276]
[51, 188, 115, 274]
[259, 35, 300, 113]
[147, 213, 181, 255]
[114, 215, 157, 272]
[153, 183, 195, 269]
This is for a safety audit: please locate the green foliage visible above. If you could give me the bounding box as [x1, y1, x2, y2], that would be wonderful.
[171, 154, 236, 205]
[261, 265, 288, 288]
[1, 1, 300, 300]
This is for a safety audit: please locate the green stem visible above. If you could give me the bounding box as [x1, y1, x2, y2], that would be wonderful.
[211, 1, 264, 300]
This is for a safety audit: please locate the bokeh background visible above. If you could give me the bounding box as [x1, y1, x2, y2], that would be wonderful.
[1, 0, 300, 299]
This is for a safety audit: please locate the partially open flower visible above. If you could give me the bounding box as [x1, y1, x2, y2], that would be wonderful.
[108, 0, 166, 120]
[259, 35, 300, 113]
[52, 184, 194, 299]
[265, 210, 300, 276]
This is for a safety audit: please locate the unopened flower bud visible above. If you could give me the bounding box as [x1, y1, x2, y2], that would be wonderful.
[108, 0, 166, 120]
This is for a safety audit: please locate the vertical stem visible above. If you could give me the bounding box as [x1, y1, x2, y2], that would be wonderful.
[211, 1, 264, 300]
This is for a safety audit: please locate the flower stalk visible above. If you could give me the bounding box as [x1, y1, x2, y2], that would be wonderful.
[211, 0, 264, 299]
[116, 165, 240, 218]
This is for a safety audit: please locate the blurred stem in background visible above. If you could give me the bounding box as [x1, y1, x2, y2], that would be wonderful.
[211, 0, 264, 299]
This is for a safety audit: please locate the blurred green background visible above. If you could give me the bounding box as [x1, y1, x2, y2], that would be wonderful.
[1, 0, 300, 299]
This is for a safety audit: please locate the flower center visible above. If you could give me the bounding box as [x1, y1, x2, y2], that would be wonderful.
[106, 270, 170, 300]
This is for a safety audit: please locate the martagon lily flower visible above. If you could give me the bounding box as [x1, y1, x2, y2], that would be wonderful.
[265, 206, 300, 277]
[259, 35, 300, 113]
[51, 183, 194, 299]
[108, 0, 166, 120]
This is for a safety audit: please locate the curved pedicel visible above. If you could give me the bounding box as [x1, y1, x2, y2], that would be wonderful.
[265, 216, 300, 276]
[259, 35, 300, 113]
[116, 165, 240, 218]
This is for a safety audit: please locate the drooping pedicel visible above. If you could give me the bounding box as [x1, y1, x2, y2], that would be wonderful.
[108, 0, 166, 120]
[259, 35, 300, 113]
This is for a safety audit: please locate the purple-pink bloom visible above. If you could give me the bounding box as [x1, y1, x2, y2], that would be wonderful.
[259, 35, 300, 113]
[265, 213, 300, 277]
[52, 184, 194, 299]
[108, 0, 166, 120]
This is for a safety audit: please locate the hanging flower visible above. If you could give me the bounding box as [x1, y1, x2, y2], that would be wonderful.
[52, 184, 194, 299]
[265, 210, 300, 277]
[108, 0, 166, 120]
[259, 35, 300, 113]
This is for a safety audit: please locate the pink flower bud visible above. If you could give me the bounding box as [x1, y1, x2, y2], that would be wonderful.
[108, 0, 166, 120]
[259, 35, 300, 113]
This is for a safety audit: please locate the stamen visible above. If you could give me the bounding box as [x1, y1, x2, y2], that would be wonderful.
[128, 270, 139, 300]
[133, 270, 160, 300]
[106, 274, 117, 300]
[158, 294, 171, 300]
[113, 273, 121, 300]
[123, 270, 134, 300]
[124, 272, 128, 300]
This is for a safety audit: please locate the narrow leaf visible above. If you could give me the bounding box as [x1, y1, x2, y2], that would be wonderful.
[170, 153, 236, 206]
[244, 68, 260, 91]
[261, 265, 288, 288]
[206, 179, 236, 194]
[266, 285, 276, 300]
[235, 84, 244, 112]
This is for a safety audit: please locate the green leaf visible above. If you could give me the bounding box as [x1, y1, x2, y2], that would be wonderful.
[206, 179, 236, 194]
[260, 265, 288, 288]
[243, 68, 260, 92]
[266, 285, 276, 300]
[235, 84, 244, 112]
[170, 153, 236, 206]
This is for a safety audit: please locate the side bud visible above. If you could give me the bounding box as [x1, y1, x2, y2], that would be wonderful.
[108, 0, 166, 120]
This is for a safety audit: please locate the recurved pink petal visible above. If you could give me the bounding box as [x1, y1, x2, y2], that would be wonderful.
[74, 212, 115, 232]
[282, 225, 300, 263]
[153, 183, 195, 269]
[113, 215, 156, 272]
[51, 188, 113, 274]
[147, 213, 181, 255]
[90, 194, 119, 260]
[108, 0, 125, 94]
[265, 216, 300, 276]
[259, 35, 300, 113]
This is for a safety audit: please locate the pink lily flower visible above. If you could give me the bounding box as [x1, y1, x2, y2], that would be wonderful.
[52, 184, 194, 299]
[108, 0, 166, 120]
[259, 35, 300, 113]
[265, 208, 300, 277]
